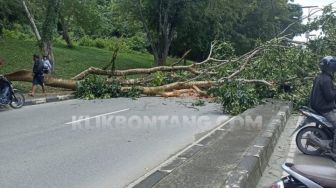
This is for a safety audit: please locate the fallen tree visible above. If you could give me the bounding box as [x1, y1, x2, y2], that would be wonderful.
[72, 65, 200, 80]
[5, 70, 77, 90]
[1, 36, 318, 115]
[3, 6, 331, 114]
[2, 37, 291, 96]
[5, 70, 272, 96]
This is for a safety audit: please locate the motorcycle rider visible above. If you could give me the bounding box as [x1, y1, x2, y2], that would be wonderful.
[0, 75, 10, 104]
[310, 56, 336, 151]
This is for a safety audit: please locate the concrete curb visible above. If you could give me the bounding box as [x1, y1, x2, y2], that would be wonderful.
[24, 94, 75, 106]
[131, 101, 293, 188]
[224, 102, 293, 187]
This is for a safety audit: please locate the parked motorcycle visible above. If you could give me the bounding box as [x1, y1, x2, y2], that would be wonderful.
[270, 107, 336, 187]
[293, 106, 336, 160]
[270, 163, 336, 188]
[0, 76, 25, 109]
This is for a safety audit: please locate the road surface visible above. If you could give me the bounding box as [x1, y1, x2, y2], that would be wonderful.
[0, 97, 227, 188]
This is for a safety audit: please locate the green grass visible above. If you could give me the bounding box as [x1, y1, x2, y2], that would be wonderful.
[0, 38, 161, 78]
[0, 38, 187, 93]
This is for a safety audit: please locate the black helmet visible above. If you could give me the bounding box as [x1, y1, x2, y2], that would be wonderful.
[319, 56, 336, 74]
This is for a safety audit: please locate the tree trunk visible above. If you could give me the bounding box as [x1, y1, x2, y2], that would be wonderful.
[5, 70, 76, 90]
[41, 0, 61, 71]
[60, 15, 73, 48]
[22, 0, 41, 42]
[72, 65, 199, 80]
[156, 56, 166, 66]
[42, 41, 55, 70]
[136, 0, 174, 67]
[4, 68, 273, 93]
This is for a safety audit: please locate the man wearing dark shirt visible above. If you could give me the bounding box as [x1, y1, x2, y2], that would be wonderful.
[311, 56, 336, 121]
[310, 56, 336, 151]
[29, 54, 45, 97]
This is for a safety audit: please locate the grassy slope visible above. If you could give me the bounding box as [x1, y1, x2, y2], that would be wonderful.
[0, 38, 158, 78]
[0, 38, 180, 92]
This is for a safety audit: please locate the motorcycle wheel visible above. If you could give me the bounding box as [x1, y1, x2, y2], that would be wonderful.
[296, 126, 330, 156]
[9, 90, 25, 109]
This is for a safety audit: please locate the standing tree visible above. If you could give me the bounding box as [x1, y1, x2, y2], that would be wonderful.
[22, 0, 41, 42]
[171, 0, 303, 60]
[58, 0, 102, 48]
[118, 0, 188, 66]
[41, 0, 61, 70]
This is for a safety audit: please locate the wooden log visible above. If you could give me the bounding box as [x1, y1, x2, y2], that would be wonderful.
[72, 65, 200, 80]
[5, 70, 77, 90]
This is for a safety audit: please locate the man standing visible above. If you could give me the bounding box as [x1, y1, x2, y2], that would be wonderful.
[30, 54, 45, 97]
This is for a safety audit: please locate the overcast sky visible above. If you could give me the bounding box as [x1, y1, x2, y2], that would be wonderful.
[293, 0, 335, 17]
[294, 0, 336, 7]
[293, 0, 336, 41]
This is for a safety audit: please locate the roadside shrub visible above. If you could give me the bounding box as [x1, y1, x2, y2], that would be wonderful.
[151, 71, 165, 86]
[3, 29, 30, 40]
[76, 75, 141, 99]
[76, 35, 148, 53]
[3, 24, 35, 41]
[125, 33, 148, 53]
[95, 38, 106, 48]
[209, 83, 260, 115]
[54, 35, 66, 45]
[78, 36, 96, 47]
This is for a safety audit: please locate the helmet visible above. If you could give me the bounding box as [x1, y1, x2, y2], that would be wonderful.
[319, 56, 336, 74]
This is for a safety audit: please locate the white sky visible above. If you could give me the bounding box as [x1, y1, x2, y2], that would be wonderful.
[293, 0, 336, 41]
[294, 0, 336, 7]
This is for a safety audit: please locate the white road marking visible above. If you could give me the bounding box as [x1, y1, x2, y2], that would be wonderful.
[65, 108, 130, 125]
[0, 108, 131, 144]
[254, 145, 265, 148]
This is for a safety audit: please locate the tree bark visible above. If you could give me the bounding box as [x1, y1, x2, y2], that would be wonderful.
[22, 0, 41, 42]
[137, 81, 215, 95]
[42, 41, 55, 70]
[4, 69, 273, 95]
[72, 65, 200, 80]
[5, 70, 76, 90]
[41, 0, 61, 71]
[59, 14, 73, 48]
[137, 0, 176, 66]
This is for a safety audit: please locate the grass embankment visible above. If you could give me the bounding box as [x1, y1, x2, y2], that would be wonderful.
[0, 38, 178, 93]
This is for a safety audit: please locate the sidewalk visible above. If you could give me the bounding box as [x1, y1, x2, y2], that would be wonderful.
[257, 115, 335, 187]
[132, 101, 293, 188]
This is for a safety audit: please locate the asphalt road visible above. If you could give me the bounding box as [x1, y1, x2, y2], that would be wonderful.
[0, 97, 227, 188]
[258, 115, 336, 187]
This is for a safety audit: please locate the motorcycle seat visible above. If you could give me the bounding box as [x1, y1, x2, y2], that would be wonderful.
[301, 106, 320, 114]
[289, 163, 336, 188]
[300, 106, 335, 128]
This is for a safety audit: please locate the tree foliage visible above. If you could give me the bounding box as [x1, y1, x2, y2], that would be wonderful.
[1, 0, 304, 65]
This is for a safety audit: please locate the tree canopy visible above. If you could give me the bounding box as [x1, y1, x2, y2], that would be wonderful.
[0, 0, 304, 65]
